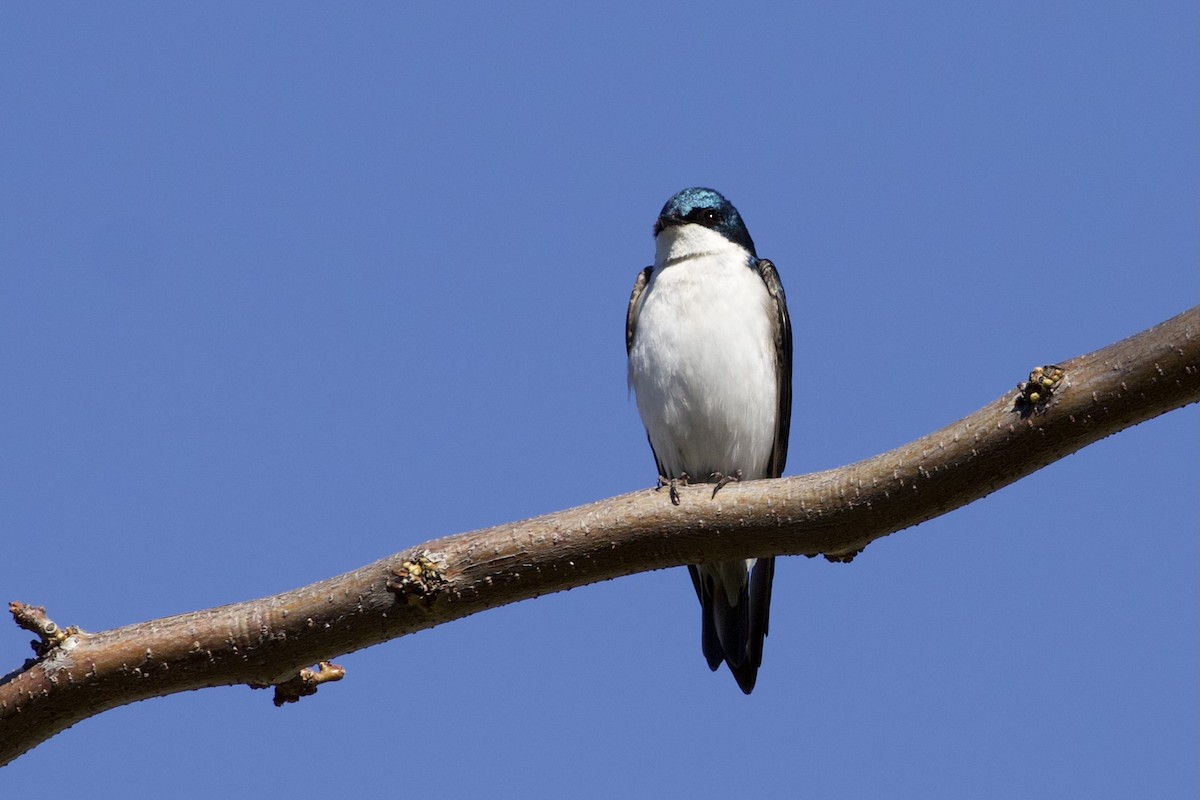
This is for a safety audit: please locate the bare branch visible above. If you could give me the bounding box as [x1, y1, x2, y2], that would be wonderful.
[2, 306, 1197, 765]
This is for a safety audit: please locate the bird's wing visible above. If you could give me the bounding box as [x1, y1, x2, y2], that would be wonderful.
[625, 265, 652, 354]
[754, 258, 792, 478]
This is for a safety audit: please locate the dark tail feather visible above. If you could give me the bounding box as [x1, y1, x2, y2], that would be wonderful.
[689, 565, 725, 671]
[688, 558, 776, 694]
[746, 556, 775, 670]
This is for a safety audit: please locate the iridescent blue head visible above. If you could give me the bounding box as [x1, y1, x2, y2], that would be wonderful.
[654, 187, 757, 257]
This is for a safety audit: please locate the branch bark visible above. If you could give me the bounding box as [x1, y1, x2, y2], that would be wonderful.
[3, 306, 1198, 764]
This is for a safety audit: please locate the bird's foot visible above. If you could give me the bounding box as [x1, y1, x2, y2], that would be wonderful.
[709, 469, 743, 498]
[656, 473, 690, 506]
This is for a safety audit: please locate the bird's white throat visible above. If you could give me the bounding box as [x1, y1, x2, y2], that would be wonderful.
[655, 222, 746, 267]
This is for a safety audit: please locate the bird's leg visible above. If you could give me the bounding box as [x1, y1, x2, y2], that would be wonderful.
[709, 469, 743, 498]
[656, 472, 690, 506]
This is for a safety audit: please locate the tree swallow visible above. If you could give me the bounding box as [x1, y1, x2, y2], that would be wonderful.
[626, 187, 792, 694]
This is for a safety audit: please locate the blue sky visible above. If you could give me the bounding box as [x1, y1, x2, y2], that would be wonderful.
[2, 3, 1196, 796]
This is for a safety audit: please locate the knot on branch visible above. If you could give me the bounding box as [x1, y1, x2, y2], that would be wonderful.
[824, 547, 863, 564]
[9, 602, 84, 658]
[386, 552, 449, 607]
[1014, 364, 1066, 417]
[271, 661, 346, 707]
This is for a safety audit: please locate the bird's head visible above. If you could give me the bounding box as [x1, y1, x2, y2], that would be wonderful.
[654, 187, 757, 258]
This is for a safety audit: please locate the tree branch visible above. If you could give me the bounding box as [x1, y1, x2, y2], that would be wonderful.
[3, 306, 1198, 764]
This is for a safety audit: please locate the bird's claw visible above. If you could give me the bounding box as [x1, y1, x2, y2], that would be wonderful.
[709, 469, 743, 498]
[656, 473, 690, 506]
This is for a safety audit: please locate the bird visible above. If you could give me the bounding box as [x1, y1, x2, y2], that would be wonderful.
[626, 187, 792, 694]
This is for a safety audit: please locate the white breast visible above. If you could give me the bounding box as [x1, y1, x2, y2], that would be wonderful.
[628, 225, 779, 481]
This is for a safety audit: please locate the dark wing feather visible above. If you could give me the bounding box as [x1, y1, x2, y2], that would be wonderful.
[625, 266, 653, 355]
[754, 258, 792, 479]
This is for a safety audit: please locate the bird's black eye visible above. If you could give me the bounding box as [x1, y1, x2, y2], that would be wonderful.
[688, 208, 723, 227]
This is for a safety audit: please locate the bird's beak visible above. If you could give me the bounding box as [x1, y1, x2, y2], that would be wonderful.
[653, 214, 685, 237]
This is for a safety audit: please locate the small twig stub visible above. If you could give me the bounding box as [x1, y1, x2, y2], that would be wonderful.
[272, 661, 346, 706]
[9, 602, 83, 658]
